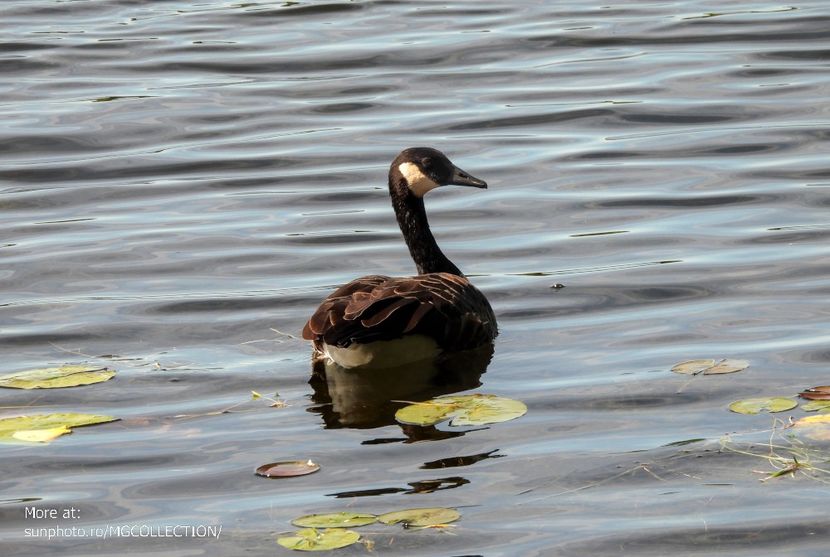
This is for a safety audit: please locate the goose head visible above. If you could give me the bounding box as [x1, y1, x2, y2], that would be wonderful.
[391, 147, 487, 198]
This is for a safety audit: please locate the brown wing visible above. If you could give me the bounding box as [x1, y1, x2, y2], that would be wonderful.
[302, 272, 497, 351]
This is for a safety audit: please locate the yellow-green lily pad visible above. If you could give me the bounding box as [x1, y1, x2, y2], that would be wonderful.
[795, 414, 830, 425]
[0, 365, 115, 389]
[395, 394, 527, 427]
[671, 359, 748, 375]
[396, 400, 454, 425]
[292, 512, 377, 528]
[377, 507, 460, 527]
[277, 528, 360, 551]
[792, 414, 830, 441]
[728, 397, 797, 415]
[0, 413, 118, 444]
[802, 400, 830, 412]
[12, 426, 71, 443]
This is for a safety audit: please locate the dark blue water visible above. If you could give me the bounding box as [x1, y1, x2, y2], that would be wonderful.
[3, 1, 830, 555]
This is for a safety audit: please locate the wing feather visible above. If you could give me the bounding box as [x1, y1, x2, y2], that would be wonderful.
[302, 272, 497, 351]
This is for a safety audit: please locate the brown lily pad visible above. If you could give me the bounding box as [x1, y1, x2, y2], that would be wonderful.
[799, 386, 830, 401]
[255, 460, 320, 478]
[671, 359, 748, 375]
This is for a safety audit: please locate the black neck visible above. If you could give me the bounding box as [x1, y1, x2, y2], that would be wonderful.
[389, 178, 463, 276]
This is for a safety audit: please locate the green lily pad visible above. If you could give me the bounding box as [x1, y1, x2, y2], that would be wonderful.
[292, 512, 377, 528]
[395, 394, 527, 427]
[377, 507, 460, 527]
[277, 528, 360, 551]
[802, 400, 830, 412]
[0, 365, 115, 389]
[0, 413, 118, 444]
[671, 359, 748, 375]
[728, 397, 798, 415]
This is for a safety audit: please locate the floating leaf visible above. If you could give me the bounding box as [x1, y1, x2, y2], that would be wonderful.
[704, 359, 749, 375]
[0, 413, 118, 444]
[395, 400, 454, 426]
[796, 414, 830, 425]
[792, 414, 830, 441]
[395, 400, 464, 426]
[445, 395, 527, 426]
[671, 359, 748, 375]
[799, 386, 830, 401]
[377, 507, 460, 527]
[728, 397, 797, 415]
[12, 426, 71, 443]
[277, 528, 360, 551]
[671, 359, 715, 374]
[292, 512, 377, 528]
[395, 394, 527, 427]
[0, 365, 115, 389]
[255, 460, 319, 478]
[802, 400, 830, 412]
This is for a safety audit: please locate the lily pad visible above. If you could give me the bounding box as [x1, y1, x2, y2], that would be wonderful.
[728, 397, 798, 415]
[671, 359, 748, 375]
[792, 414, 830, 441]
[292, 512, 377, 528]
[395, 394, 527, 427]
[255, 460, 319, 478]
[377, 507, 460, 527]
[12, 426, 71, 443]
[277, 528, 360, 551]
[0, 365, 115, 389]
[671, 359, 715, 374]
[799, 386, 830, 401]
[0, 413, 118, 444]
[795, 414, 830, 425]
[802, 400, 830, 412]
[704, 359, 749, 375]
[396, 400, 453, 426]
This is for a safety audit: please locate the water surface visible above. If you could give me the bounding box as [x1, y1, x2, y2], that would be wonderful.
[3, 0, 830, 555]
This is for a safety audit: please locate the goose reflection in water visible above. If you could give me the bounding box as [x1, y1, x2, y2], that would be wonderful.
[308, 343, 494, 431]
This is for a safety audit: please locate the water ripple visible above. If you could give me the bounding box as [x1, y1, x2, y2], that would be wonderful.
[3, 0, 830, 555]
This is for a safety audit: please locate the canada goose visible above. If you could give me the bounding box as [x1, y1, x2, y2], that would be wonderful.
[302, 147, 497, 369]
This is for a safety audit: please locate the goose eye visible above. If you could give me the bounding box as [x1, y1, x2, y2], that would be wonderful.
[420, 158, 440, 180]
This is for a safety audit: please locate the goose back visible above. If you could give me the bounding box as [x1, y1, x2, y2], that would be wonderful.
[302, 272, 497, 353]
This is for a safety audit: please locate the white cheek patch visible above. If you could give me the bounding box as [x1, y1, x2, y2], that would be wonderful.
[398, 162, 440, 197]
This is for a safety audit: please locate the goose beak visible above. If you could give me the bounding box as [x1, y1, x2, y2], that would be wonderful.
[449, 165, 488, 189]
